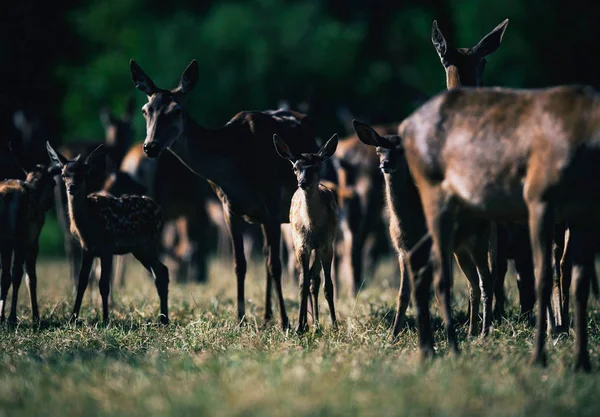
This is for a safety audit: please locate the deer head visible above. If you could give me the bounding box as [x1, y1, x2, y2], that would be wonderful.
[353, 120, 408, 179]
[432, 19, 508, 88]
[100, 97, 135, 150]
[130, 59, 199, 158]
[46, 142, 107, 196]
[273, 133, 338, 190]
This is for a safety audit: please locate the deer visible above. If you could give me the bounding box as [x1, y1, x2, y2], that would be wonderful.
[55, 100, 135, 287]
[46, 143, 169, 324]
[273, 133, 339, 332]
[395, 84, 600, 372]
[0, 148, 59, 323]
[130, 59, 319, 329]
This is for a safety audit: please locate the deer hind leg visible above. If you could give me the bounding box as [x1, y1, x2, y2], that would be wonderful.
[296, 250, 311, 334]
[408, 233, 434, 358]
[527, 201, 554, 368]
[454, 248, 480, 338]
[133, 248, 170, 325]
[559, 226, 573, 332]
[513, 239, 535, 320]
[321, 246, 337, 327]
[262, 223, 289, 330]
[8, 248, 26, 323]
[98, 255, 113, 324]
[493, 224, 510, 320]
[72, 251, 94, 321]
[24, 244, 40, 321]
[391, 251, 411, 338]
[309, 252, 322, 326]
[223, 210, 247, 324]
[0, 245, 13, 322]
[469, 227, 495, 337]
[568, 225, 593, 372]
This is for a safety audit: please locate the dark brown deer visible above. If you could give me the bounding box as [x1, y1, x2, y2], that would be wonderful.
[130, 59, 318, 328]
[46, 143, 169, 324]
[0, 150, 59, 323]
[398, 85, 600, 371]
[274, 133, 339, 332]
[56, 100, 135, 286]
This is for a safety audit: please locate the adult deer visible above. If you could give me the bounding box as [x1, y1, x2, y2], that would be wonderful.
[400, 85, 600, 371]
[130, 59, 318, 328]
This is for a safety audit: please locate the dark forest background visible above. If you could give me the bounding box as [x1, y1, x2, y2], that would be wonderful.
[3, 0, 600, 147]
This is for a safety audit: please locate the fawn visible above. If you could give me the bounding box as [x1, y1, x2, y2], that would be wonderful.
[273, 133, 339, 333]
[46, 142, 169, 324]
[0, 150, 59, 323]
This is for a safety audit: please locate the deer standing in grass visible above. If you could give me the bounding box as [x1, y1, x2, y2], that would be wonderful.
[274, 133, 339, 332]
[130, 59, 318, 329]
[46, 143, 169, 324]
[0, 153, 59, 323]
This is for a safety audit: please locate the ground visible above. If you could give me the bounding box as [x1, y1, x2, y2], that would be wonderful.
[1, 256, 600, 416]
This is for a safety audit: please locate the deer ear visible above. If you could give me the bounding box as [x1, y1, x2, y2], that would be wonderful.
[99, 105, 114, 129]
[130, 59, 159, 96]
[175, 59, 199, 94]
[431, 20, 448, 58]
[471, 19, 509, 57]
[84, 144, 107, 167]
[353, 120, 383, 148]
[46, 142, 68, 168]
[317, 134, 338, 160]
[273, 134, 296, 162]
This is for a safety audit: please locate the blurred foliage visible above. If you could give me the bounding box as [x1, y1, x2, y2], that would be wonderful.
[3, 0, 600, 254]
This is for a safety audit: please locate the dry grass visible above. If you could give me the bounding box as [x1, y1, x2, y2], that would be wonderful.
[1, 256, 600, 416]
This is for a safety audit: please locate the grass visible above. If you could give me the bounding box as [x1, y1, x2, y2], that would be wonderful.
[2, 257, 600, 416]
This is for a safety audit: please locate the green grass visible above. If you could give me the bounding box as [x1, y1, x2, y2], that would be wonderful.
[2, 257, 600, 416]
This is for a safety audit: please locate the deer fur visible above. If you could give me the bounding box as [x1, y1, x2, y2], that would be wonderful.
[0, 155, 59, 323]
[398, 85, 600, 371]
[274, 133, 339, 332]
[130, 59, 318, 329]
[46, 142, 169, 324]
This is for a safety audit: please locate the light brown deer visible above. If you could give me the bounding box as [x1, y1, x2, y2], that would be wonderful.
[130, 59, 318, 328]
[0, 151, 59, 323]
[274, 133, 339, 332]
[398, 85, 600, 371]
[46, 143, 169, 324]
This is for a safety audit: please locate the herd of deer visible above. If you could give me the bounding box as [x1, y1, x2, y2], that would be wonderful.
[1, 18, 599, 372]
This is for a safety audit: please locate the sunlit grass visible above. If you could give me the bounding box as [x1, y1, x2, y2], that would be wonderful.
[1, 257, 600, 416]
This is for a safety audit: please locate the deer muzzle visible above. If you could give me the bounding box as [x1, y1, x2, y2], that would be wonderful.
[143, 141, 161, 158]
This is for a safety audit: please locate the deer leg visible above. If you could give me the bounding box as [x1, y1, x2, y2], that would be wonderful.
[24, 244, 40, 321]
[133, 249, 170, 325]
[98, 255, 113, 324]
[8, 248, 26, 323]
[513, 243, 535, 320]
[569, 226, 593, 372]
[470, 231, 495, 337]
[262, 223, 289, 330]
[296, 251, 311, 334]
[527, 202, 554, 368]
[454, 249, 480, 338]
[493, 224, 510, 320]
[72, 251, 94, 321]
[0, 246, 13, 322]
[559, 226, 573, 332]
[223, 210, 247, 324]
[408, 234, 434, 358]
[391, 252, 411, 338]
[261, 236, 274, 323]
[309, 252, 322, 326]
[113, 255, 127, 289]
[321, 246, 337, 327]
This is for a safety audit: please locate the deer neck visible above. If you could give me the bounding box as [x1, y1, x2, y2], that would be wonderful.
[66, 186, 91, 246]
[298, 183, 322, 219]
[384, 171, 426, 247]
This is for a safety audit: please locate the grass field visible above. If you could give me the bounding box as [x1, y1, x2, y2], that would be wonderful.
[2, 256, 600, 416]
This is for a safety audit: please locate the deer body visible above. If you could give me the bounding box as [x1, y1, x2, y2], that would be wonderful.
[47, 143, 169, 324]
[131, 60, 318, 328]
[0, 163, 58, 322]
[400, 85, 600, 370]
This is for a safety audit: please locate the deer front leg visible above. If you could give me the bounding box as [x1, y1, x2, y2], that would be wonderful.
[72, 251, 94, 322]
[8, 249, 26, 324]
[24, 244, 40, 321]
[454, 249, 480, 338]
[391, 251, 411, 338]
[321, 246, 337, 327]
[408, 236, 434, 359]
[0, 246, 13, 322]
[262, 223, 289, 330]
[223, 210, 247, 324]
[296, 251, 311, 334]
[309, 252, 322, 326]
[99, 255, 113, 324]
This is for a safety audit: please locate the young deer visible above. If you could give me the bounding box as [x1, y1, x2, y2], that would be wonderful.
[398, 85, 600, 371]
[274, 133, 339, 333]
[130, 59, 318, 329]
[0, 152, 59, 323]
[46, 143, 169, 324]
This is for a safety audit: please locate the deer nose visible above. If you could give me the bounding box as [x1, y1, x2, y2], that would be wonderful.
[143, 141, 160, 158]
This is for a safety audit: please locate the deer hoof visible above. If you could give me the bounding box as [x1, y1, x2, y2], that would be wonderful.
[7, 315, 17, 325]
[529, 351, 548, 368]
[281, 317, 290, 332]
[295, 323, 308, 335]
[159, 315, 170, 326]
